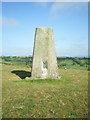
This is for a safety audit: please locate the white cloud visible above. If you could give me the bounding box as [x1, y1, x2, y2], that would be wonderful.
[2, 47, 33, 56]
[57, 43, 88, 57]
[50, 2, 88, 19]
[0, 16, 20, 26]
[35, 2, 48, 8]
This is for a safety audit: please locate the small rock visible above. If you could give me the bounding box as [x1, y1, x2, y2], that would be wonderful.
[25, 77, 30, 80]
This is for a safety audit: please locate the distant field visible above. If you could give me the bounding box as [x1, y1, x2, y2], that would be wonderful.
[1, 56, 89, 118]
[0, 56, 89, 70]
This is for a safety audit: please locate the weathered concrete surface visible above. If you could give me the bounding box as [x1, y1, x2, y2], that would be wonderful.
[31, 27, 59, 79]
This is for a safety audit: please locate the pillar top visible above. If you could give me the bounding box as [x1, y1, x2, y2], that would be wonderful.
[36, 27, 52, 29]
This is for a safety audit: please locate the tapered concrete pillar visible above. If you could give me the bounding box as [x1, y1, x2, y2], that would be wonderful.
[31, 27, 59, 79]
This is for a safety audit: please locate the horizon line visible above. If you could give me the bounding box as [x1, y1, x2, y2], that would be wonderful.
[0, 55, 89, 58]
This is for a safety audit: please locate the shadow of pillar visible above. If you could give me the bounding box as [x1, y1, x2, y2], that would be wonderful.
[11, 70, 31, 79]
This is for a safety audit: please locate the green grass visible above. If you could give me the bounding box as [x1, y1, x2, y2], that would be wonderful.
[2, 64, 88, 118]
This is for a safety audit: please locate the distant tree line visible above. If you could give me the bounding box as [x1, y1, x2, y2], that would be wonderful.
[1, 56, 32, 68]
[0, 56, 90, 70]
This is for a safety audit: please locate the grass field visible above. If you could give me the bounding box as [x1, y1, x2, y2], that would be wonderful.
[2, 62, 88, 118]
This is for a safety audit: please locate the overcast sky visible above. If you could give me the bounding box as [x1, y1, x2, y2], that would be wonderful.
[1, 2, 88, 57]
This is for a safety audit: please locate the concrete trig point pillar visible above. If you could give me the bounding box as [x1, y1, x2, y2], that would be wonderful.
[31, 27, 59, 79]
